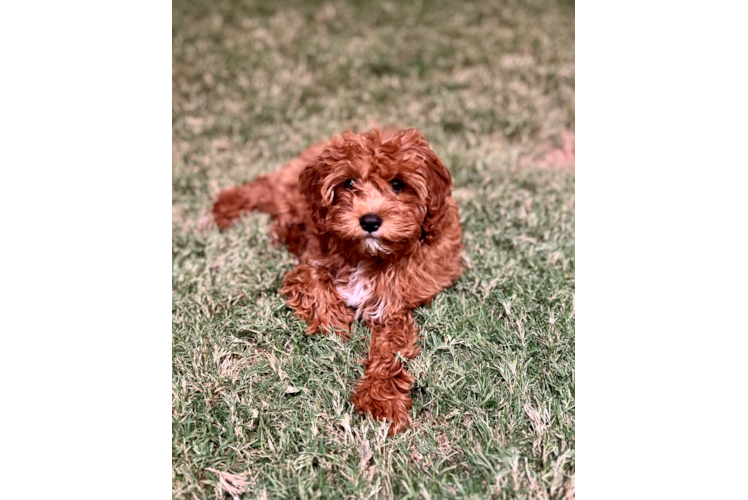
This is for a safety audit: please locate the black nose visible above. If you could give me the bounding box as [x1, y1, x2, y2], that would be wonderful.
[359, 213, 382, 233]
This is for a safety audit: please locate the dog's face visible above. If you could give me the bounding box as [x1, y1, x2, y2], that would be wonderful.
[300, 129, 452, 258]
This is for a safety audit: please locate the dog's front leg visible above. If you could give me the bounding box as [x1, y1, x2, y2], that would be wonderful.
[280, 264, 354, 338]
[351, 311, 420, 435]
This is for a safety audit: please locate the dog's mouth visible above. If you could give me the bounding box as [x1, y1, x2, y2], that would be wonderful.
[361, 235, 390, 255]
[356, 226, 422, 257]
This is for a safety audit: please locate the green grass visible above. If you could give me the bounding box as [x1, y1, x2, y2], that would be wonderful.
[172, 0, 575, 498]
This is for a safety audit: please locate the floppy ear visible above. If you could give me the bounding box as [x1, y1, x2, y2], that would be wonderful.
[299, 155, 331, 232]
[399, 130, 453, 241]
[421, 147, 452, 241]
[299, 131, 365, 232]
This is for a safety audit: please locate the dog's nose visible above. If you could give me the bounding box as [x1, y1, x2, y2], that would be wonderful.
[359, 213, 382, 233]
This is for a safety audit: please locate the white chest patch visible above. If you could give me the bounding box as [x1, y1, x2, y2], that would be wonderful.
[336, 264, 384, 320]
[337, 265, 373, 309]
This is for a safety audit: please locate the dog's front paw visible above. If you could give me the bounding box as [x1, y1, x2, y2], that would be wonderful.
[351, 378, 412, 435]
[280, 266, 354, 338]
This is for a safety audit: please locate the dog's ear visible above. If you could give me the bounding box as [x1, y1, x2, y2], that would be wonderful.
[399, 130, 453, 241]
[299, 155, 331, 232]
[300, 131, 365, 232]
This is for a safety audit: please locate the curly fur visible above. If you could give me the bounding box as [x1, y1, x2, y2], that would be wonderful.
[212, 128, 463, 434]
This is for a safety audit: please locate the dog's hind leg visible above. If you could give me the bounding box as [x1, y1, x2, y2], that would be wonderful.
[212, 140, 327, 233]
[212, 173, 315, 256]
[212, 174, 283, 229]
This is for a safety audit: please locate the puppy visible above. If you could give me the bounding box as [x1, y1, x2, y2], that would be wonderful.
[213, 128, 463, 434]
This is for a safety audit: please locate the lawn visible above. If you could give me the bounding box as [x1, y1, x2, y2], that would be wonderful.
[172, 0, 575, 498]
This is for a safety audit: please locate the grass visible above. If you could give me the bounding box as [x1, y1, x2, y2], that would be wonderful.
[172, 0, 575, 498]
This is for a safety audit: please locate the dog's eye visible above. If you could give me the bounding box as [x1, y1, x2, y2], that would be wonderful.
[390, 179, 405, 193]
[343, 179, 356, 190]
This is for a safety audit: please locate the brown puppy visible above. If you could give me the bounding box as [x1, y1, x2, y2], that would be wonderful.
[213, 128, 463, 434]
